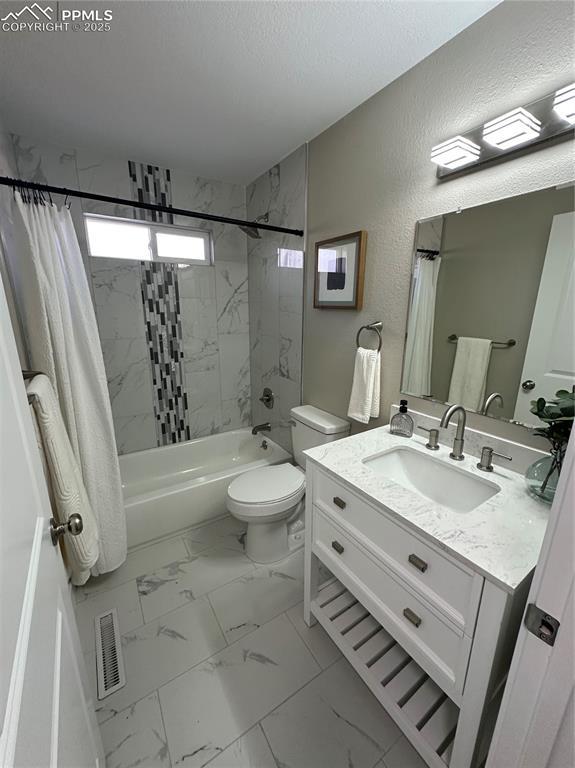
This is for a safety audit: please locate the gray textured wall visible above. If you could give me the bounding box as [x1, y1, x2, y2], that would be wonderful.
[303, 0, 575, 445]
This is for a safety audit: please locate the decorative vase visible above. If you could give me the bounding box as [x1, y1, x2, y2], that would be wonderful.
[525, 455, 559, 505]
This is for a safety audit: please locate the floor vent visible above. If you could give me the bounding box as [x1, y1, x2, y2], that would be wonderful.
[95, 608, 126, 700]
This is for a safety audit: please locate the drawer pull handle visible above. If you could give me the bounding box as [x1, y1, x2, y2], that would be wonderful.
[403, 608, 422, 628]
[332, 540, 345, 555]
[333, 496, 346, 510]
[408, 554, 428, 573]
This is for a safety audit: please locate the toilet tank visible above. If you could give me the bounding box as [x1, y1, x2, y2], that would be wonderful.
[290, 405, 351, 468]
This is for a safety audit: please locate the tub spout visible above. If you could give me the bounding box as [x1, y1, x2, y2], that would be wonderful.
[252, 422, 271, 435]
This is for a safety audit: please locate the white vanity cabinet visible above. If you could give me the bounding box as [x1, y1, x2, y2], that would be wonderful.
[304, 464, 532, 768]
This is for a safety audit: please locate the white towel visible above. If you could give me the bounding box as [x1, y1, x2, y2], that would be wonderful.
[27, 375, 99, 585]
[448, 337, 493, 412]
[347, 348, 381, 423]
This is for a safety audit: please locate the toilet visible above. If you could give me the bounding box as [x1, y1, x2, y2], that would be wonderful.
[226, 405, 350, 563]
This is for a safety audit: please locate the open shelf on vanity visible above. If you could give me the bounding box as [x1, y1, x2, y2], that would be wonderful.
[311, 579, 459, 768]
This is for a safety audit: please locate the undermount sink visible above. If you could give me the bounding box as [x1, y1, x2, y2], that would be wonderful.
[363, 446, 500, 513]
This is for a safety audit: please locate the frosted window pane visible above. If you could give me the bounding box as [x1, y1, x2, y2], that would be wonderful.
[156, 232, 207, 262]
[278, 248, 304, 268]
[86, 218, 151, 260]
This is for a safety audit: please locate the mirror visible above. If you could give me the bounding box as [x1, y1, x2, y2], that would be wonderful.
[401, 184, 575, 427]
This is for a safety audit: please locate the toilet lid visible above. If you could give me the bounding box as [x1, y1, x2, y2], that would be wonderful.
[228, 464, 305, 505]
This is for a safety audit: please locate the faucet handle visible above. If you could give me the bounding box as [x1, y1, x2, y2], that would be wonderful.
[417, 426, 440, 451]
[477, 446, 512, 472]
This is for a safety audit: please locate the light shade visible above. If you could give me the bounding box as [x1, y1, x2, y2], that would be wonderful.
[430, 136, 481, 169]
[483, 107, 541, 150]
[553, 83, 575, 125]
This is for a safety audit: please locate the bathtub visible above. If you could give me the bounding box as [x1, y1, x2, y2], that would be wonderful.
[119, 429, 292, 547]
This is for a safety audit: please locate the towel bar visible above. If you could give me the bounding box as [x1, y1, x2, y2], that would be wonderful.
[22, 369, 44, 404]
[447, 334, 516, 349]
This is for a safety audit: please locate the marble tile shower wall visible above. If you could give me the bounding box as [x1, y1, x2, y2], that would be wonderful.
[247, 146, 306, 453]
[7, 132, 251, 453]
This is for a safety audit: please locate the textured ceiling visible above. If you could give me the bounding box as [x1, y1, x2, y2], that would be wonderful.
[0, 0, 501, 182]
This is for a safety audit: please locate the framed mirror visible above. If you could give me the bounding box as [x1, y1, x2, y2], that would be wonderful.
[401, 184, 575, 427]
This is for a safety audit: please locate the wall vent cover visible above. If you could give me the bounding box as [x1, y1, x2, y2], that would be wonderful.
[95, 608, 126, 699]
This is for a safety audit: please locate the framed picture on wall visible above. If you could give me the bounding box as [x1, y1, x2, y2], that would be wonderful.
[313, 230, 367, 309]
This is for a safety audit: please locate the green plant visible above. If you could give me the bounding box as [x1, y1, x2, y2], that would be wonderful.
[530, 389, 574, 492]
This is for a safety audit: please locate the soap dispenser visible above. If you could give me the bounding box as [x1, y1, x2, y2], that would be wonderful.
[390, 400, 414, 437]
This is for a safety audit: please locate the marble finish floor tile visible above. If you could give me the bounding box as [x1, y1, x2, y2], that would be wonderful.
[261, 658, 401, 768]
[137, 545, 255, 623]
[379, 735, 428, 768]
[94, 596, 226, 724]
[79, 524, 409, 768]
[75, 580, 143, 654]
[158, 614, 320, 767]
[76, 536, 190, 600]
[208, 549, 304, 643]
[100, 692, 171, 768]
[285, 600, 341, 669]
[183, 516, 247, 555]
[204, 725, 276, 768]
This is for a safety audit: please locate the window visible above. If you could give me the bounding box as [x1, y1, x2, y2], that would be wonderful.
[277, 248, 304, 268]
[85, 214, 213, 265]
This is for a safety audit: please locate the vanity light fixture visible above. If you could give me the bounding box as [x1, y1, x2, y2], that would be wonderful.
[433, 82, 574, 179]
[482, 107, 541, 150]
[430, 136, 481, 169]
[553, 83, 575, 124]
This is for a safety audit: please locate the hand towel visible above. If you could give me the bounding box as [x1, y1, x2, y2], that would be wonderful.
[448, 337, 493, 412]
[347, 348, 381, 423]
[27, 374, 99, 585]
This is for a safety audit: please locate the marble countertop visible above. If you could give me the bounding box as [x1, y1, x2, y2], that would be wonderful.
[304, 427, 549, 593]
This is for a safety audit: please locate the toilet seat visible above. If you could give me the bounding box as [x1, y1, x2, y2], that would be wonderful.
[227, 464, 305, 520]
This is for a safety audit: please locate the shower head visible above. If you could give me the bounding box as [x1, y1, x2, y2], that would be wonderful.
[239, 224, 261, 239]
[239, 212, 269, 239]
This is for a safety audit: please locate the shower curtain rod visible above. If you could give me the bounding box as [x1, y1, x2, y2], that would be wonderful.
[0, 176, 304, 237]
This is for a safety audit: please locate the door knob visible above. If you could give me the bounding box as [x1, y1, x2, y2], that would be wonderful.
[521, 380, 536, 391]
[50, 513, 83, 546]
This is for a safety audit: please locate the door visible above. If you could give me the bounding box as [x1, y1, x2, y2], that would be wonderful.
[0, 276, 103, 766]
[514, 212, 575, 422]
[486, 432, 574, 768]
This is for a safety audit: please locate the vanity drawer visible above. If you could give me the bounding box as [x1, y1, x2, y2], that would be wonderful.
[313, 508, 471, 696]
[313, 469, 481, 632]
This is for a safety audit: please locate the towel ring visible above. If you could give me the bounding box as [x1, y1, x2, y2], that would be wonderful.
[356, 322, 382, 352]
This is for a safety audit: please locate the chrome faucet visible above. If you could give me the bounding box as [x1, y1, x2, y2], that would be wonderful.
[483, 392, 504, 416]
[440, 404, 467, 461]
[252, 422, 271, 435]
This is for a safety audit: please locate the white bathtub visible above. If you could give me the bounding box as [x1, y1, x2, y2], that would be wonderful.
[119, 429, 292, 547]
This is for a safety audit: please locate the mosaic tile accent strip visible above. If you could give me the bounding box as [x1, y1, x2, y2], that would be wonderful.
[129, 161, 190, 445]
[128, 161, 174, 224]
[141, 262, 190, 444]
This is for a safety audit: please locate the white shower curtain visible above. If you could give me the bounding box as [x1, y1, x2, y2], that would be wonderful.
[10, 194, 126, 575]
[402, 256, 442, 397]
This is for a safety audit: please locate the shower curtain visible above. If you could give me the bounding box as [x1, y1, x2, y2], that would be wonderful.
[10, 193, 126, 575]
[402, 256, 442, 397]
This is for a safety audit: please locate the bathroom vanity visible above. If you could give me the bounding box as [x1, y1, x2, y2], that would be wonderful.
[303, 421, 548, 768]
